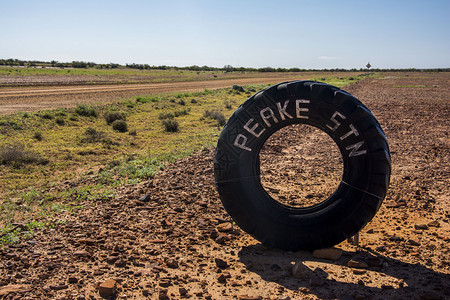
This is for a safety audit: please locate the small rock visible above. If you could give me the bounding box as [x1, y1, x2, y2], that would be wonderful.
[389, 235, 404, 242]
[348, 260, 368, 269]
[215, 234, 231, 244]
[106, 256, 119, 264]
[93, 269, 104, 276]
[115, 259, 127, 268]
[158, 289, 169, 300]
[312, 248, 342, 260]
[159, 279, 171, 287]
[161, 219, 173, 227]
[397, 199, 407, 206]
[415, 224, 428, 230]
[217, 273, 227, 283]
[98, 279, 117, 298]
[148, 239, 165, 244]
[238, 295, 262, 300]
[51, 244, 65, 250]
[291, 261, 312, 279]
[139, 194, 151, 202]
[74, 250, 89, 257]
[174, 207, 184, 213]
[352, 269, 367, 275]
[215, 258, 229, 269]
[52, 284, 69, 291]
[166, 258, 178, 269]
[77, 238, 96, 245]
[216, 222, 233, 232]
[210, 229, 218, 240]
[427, 220, 440, 228]
[407, 239, 421, 246]
[68, 277, 78, 284]
[179, 287, 188, 296]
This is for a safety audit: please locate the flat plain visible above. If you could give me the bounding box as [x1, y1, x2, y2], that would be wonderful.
[0, 68, 362, 115]
[0, 71, 449, 299]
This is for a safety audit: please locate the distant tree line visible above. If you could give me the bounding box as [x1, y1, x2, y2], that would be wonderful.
[0, 59, 120, 69]
[0, 58, 448, 72]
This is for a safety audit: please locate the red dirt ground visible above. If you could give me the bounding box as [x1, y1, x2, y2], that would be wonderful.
[0, 72, 449, 299]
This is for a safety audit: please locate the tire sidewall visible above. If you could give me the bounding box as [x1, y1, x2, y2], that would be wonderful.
[214, 81, 389, 250]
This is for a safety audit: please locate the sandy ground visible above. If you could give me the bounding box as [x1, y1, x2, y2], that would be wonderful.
[0, 72, 449, 299]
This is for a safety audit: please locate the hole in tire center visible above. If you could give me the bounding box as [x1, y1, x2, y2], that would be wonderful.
[259, 124, 343, 208]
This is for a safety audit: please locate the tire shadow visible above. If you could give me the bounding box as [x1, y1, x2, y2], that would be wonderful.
[238, 244, 449, 299]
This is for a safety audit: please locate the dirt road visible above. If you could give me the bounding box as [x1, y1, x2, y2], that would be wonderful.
[0, 76, 307, 115]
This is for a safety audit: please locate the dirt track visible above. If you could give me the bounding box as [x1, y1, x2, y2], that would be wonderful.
[0, 73, 449, 299]
[0, 76, 309, 115]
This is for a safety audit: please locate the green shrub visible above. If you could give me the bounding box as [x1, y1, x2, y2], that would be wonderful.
[124, 101, 135, 108]
[41, 112, 54, 120]
[178, 99, 186, 105]
[190, 99, 197, 104]
[112, 120, 128, 132]
[174, 108, 189, 117]
[34, 132, 43, 141]
[175, 92, 190, 99]
[55, 111, 66, 117]
[232, 85, 245, 92]
[204, 110, 226, 126]
[0, 143, 48, 166]
[81, 127, 116, 145]
[0, 121, 21, 130]
[104, 111, 126, 124]
[162, 119, 179, 132]
[129, 129, 137, 136]
[55, 117, 65, 126]
[136, 96, 159, 103]
[82, 127, 106, 143]
[75, 104, 98, 117]
[158, 112, 174, 120]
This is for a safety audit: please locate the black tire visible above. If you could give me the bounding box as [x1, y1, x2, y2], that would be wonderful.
[214, 81, 390, 251]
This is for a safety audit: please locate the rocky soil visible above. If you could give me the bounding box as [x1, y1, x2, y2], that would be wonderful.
[0, 72, 449, 299]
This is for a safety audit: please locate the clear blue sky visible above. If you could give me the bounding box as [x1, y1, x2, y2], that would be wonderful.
[1, 0, 449, 69]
